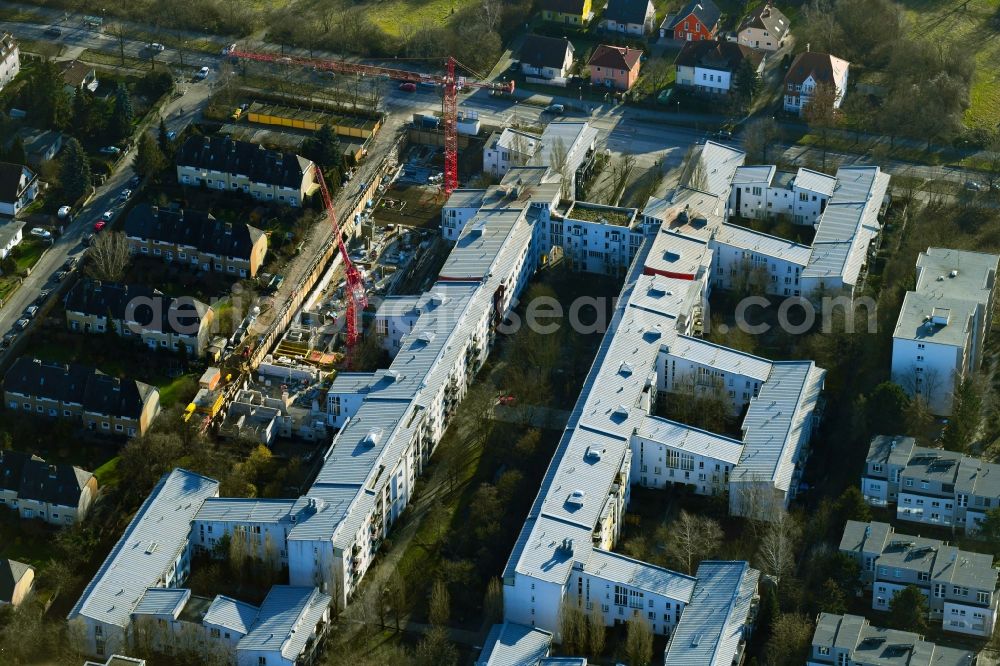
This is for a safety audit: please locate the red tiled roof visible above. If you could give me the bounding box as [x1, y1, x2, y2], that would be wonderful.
[588, 44, 642, 71]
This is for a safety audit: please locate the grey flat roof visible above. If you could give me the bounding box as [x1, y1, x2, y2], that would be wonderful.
[236, 586, 331, 661]
[664, 561, 760, 666]
[478, 622, 553, 666]
[637, 415, 744, 465]
[203, 594, 259, 635]
[194, 498, 298, 524]
[131, 587, 190, 619]
[68, 469, 219, 629]
[583, 549, 697, 601]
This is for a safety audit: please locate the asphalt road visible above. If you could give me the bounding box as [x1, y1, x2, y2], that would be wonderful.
[0, 69, 214, 352]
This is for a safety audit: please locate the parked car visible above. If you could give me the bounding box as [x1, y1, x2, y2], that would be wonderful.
[196, 66, 210, 80]
[99, 146, 121, 155]
[120, 188, 133, 201]
[44, 26, 62, 37]
[57, 205, 72, 219]
[398, 82, 417, 92]
[965, 180, 982, 191]
[36, 290, 50, 305]
[101, 210, 114, 222]
[29, 227, 51, 239]
[543, 103, 565, 115]
[24, 305, 38, 319]
[13, 318, 28, 332]
[63, 257, 79, 271]
[94, 220, 107, 232]
[149, 42, 165, 52]
[129, 175, 141, 188]
[82, 232, 94, 246]
[55, 270, 68, 282]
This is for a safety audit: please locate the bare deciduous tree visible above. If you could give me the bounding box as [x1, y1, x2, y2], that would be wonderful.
[87, 231, 132, 283]
[484, 577, 504, 625]
[756, 509, 801, 583]
[429, 578, 450, 627]
[667, 510, 723, 575]
[559, 598, 587, 653]
[587, 608, 606, 656]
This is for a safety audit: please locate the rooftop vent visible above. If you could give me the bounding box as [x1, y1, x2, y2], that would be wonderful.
[415, 331, 436, 344]
[613, 404, 630, 419]
[566, 489, 585, 507]
[950, 269, 959, 278]
[429, 292, 447, 307]
[585, 446, 604, 461]
[619, 361, 633, 376]
[362, 428, 384, 447]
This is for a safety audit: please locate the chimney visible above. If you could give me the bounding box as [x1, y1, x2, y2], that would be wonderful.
[151, 205, 159, 218]
[48, 464, 57, 478]
[806, 43, 810, 52]
[224, 222, 233, 235]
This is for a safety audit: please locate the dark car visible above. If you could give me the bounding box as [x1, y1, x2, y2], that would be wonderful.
[44, 26, 62, 37]
[398, 82, 417, 92]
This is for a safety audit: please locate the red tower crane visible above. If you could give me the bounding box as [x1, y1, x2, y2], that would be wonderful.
[229, 49, 515, 194]
[313, 168, 367, 348]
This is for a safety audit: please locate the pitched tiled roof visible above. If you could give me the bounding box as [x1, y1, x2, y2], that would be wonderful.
[604, 0, 653, 24]
[737, 3, 789, 38]
[784, 51, 850, 87]
[588, 44, 643, 71]
[519, 34, 574, 70]
[66, 280, 209, 337]
[176, 136, 312, 190]
[124, 203, 264, 261]
[675, 40, 762, 71]
[0, 559, 32, 604]
[540, 0, 588, 14]
[3, 357, 155, 420]
[0, 162, 34, 202]
[669, 0, 721, 29]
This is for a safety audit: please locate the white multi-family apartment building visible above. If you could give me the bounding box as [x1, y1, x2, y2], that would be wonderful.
[840, 520, 1000, 638]
[0, 33, 19, 92]
[483, 128, 541, 177]
[891, 248, 999, 415]
[728, 165, 836, 225]
[808, 613, 976, 666]
[861, 435, 1000, 534]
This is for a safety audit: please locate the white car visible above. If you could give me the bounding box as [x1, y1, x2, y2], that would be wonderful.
[29, 227, 51, 239]
[102, 210, 114, 222]
[120, 189, 132, 201]
[99, 146, 121, 155]
[149, 43, 165, 52]
[196, 66, 210, 80]
[57, 205, 72, 219]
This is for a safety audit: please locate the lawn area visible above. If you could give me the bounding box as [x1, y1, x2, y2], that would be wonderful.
[15, 237, 48, 273]
[93, 456, 122, 488]
[369, 0, 481, 35]
[899, 0, 1000, 128]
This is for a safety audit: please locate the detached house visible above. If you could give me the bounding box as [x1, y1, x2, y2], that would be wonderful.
[0, 220, 24, 260]
[737, 2, 789, 51]
[0, 559, 33, 607]
[0, 450, 98, 525]
[675, 40, 763, 96]
[176, 136, 316, 207]
[539, 0, 593, 25]
[663, 0, 721, 41]
[124, 203, 268, 278]
[519, 34, 575, 84]
[0, 162, 39, 217]
[3, 357, 161, 437]
[588, 44, 643, 91]
[783, 50, 850, 115]
[602, 0, 656, 35]
[65, 280, 215, 357]
[60, 60, 98, 94]
[0, 33, 19, 93]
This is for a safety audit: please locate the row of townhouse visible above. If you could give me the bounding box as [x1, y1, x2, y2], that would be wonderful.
[808, 612, 976, 666]
[175, 136, 316, 208]
[65, 280, 215, 358]
[862, 435, 1000, 534]
[68, 469, 332, 664]
[0, 450, 97, 526]
[840, 520, 1000, 638]
[124, 203, 269, 278]
[890, 247, 999, 415]
[2, 357, 160, 437]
